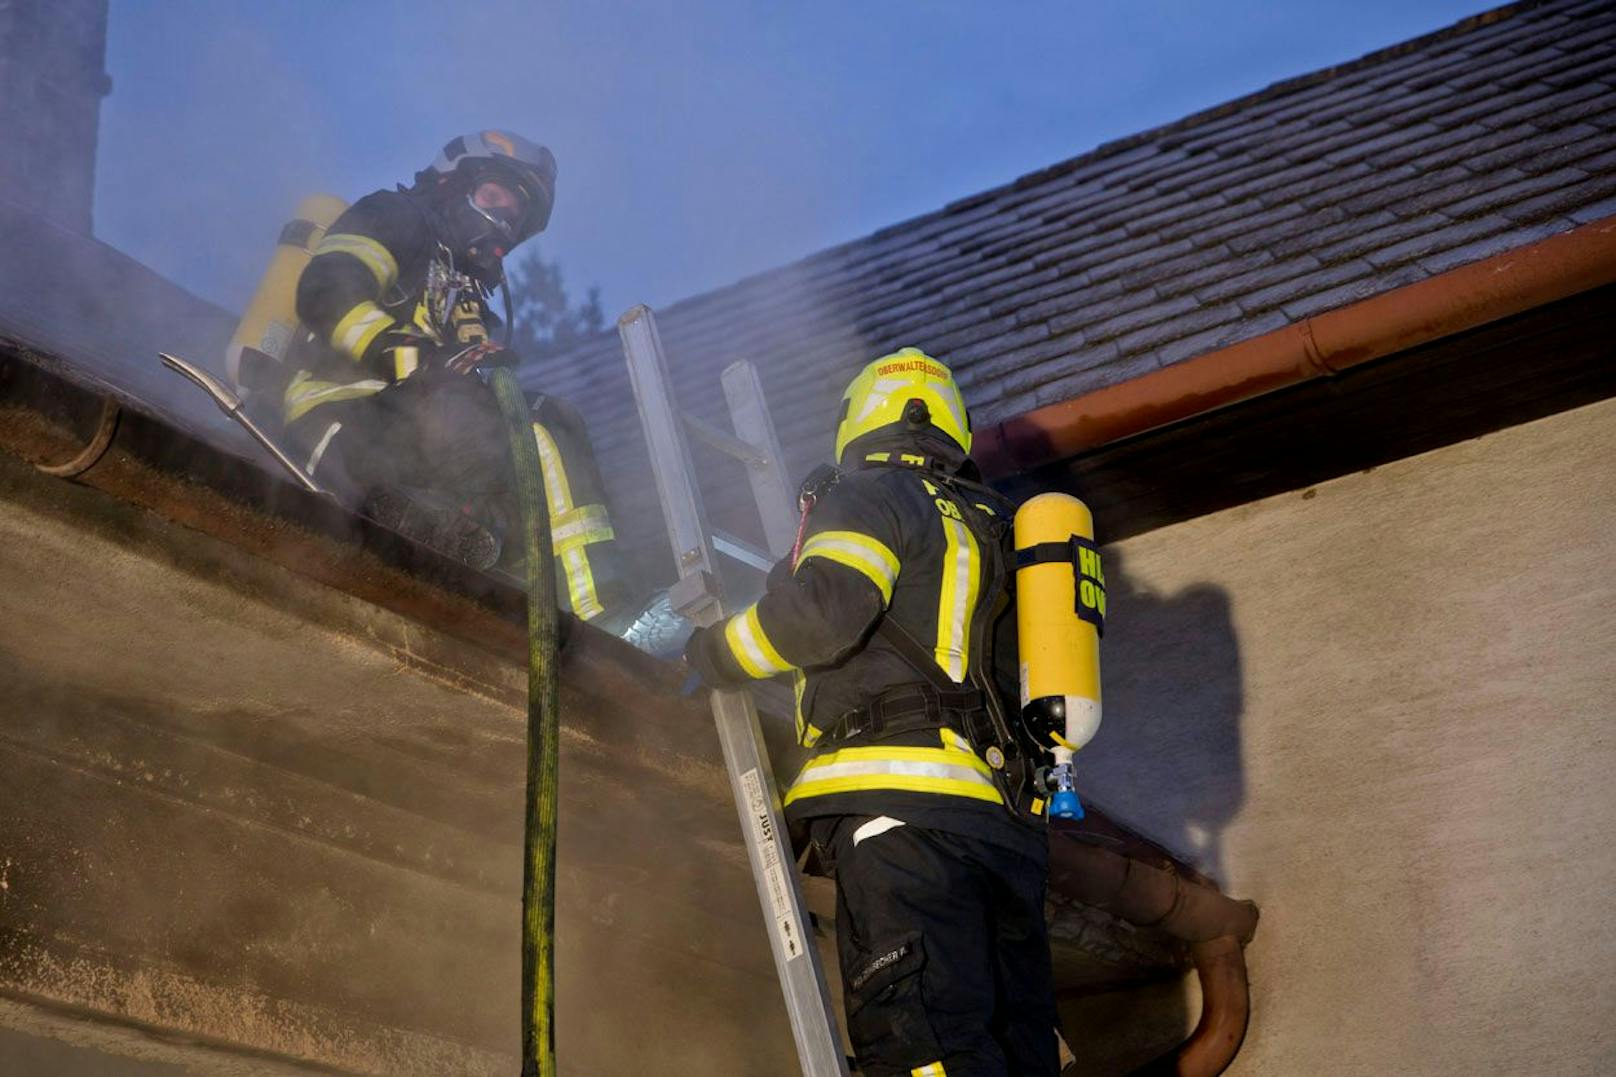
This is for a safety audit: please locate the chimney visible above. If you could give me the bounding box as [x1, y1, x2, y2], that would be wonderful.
[0, 0, 113, 235]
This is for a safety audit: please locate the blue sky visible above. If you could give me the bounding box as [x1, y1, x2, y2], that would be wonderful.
[96, 1, 1490, 319]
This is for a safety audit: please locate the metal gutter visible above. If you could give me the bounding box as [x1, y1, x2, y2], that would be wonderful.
[975, 214, 1616, 478]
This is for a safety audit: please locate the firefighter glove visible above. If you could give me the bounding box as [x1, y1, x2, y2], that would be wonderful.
[683, 625, 748, 691]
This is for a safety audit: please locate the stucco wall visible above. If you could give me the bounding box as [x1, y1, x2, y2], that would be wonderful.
[1072, 396, 1616, 1075]
[0, 449, 797, 1075]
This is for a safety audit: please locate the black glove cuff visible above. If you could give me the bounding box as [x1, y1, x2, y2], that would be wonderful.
[684, 625, 749, 690]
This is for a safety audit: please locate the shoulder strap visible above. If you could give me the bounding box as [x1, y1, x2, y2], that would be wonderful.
[876, 615, 955, 691]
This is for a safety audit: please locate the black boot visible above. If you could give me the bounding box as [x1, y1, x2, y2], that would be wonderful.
[363, 488, 503, 571]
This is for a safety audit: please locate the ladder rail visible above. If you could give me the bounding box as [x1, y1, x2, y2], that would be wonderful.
[618, 305, 850, 1077]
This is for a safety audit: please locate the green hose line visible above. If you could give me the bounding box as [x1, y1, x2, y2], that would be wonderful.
[489, 367, 561, 1077]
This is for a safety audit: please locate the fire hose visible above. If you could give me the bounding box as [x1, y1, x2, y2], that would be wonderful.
[488, 367, 562, 1077]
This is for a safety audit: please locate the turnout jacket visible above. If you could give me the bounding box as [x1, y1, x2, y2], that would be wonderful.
[690, 453, 1046, 854]
[286, 189, 497, 424]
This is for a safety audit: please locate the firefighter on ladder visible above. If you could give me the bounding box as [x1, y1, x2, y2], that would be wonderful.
[239, 130, 635, 629]
[685, 349, 1074, 1076]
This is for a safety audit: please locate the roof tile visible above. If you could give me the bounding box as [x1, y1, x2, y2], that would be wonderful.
[1568, 194, 1616, 224]
[1044, 286, 1165, 337]
[1084, 238, 1198, 285]
[1150, 309, 1291, 368]
[1152, 198, 1275, 245]
[1362, 213, 1517, 269]
[1029, 352, 1163, 407]
[1235, 258, 1375, 315]
[1370, 122, 1497, 170]
[1192, 257, 1322, 304]
[1325, 123, 1445, 165]
[1389, 167, 1533, 218]
[1466, 122, 1604, 174]
[1151, 250, 1273, 299]
[1442, 166, 1593, 218]
[1008, 277, 1126, 328]
[1432, 83, 1554, 129]
[1517, 128, 1616, 174]
[1082, 294, 1204, 345]
[1348, 83, 1461, 129]
[1540, 46, 1616, 88]
[1478, 79, 1613, 130]
[1338, 165, 1467, 217]
[1111, 301, 1246, 355]
[1499, 169, 1616, 223]
[1277, 261, 1429, 320]
[1415, 217, 1575, 274]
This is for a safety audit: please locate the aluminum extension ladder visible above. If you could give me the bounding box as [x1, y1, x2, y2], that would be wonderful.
[619, 305, 850, 1077]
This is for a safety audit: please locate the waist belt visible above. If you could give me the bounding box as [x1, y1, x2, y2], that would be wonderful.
[825, 682, 987, 746]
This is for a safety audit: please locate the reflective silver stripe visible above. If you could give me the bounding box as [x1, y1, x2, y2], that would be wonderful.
[550, 504, 613, 547]
[304, 421, 342, 476]
[531, 422, 604, 619]
[332, 302, 394, 360]
[287, 377, 388, 411]
[563, 547, 604, 620]
[313, 233, 399, 290]
[798, 530, 899, 603]
[725, 604, 793, 677]
[934, 514, 978, 682]
[531, 422, 573, 512]
[852, 817, 905, 846]
[797, 757, 996, 788]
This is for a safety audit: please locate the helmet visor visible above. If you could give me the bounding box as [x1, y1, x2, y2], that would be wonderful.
[468, 179, 527, 245]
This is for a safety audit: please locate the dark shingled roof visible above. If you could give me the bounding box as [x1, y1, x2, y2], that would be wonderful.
[527, 0, 1616, 586]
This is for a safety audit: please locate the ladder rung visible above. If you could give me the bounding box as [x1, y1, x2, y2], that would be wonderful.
[681, 411, 770, 469]
[712, 530, 775, 573]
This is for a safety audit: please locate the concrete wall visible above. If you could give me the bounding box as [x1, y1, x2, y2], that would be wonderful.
[1069, 396, 1616, 1076]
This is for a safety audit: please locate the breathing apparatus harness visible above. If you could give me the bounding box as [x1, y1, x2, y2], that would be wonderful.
[789, 456, 1048, 824]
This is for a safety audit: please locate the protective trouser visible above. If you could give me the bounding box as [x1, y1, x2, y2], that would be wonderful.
[816, 815, 1060, 1077]
[282, 373, 630, 620]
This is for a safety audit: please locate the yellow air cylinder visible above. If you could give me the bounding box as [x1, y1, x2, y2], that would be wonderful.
[1014, 492, 1104, 757]
[226, 194, 349, 389]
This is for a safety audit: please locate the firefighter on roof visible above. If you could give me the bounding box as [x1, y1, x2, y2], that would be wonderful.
[255, 130, 632, 627]
[685, 349, 1069, 1077]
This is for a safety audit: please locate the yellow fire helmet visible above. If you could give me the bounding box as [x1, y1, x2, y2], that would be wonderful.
[834, 347, 972, 464]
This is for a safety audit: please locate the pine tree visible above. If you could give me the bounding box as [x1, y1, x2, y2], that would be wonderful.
[504, 247, 606, 362]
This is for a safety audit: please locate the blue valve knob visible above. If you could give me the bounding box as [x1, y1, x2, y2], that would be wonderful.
[1049, 788, 1084, 820]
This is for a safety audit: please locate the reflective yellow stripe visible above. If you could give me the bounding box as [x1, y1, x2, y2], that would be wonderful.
[794, 671, 808, 743]
[797, 530, 899, 604]
[911, 1063, 948, 1077]
[330, 301, 395, 362]
[724, 604, 793, 678]
[393, 345, 419, 381]
[314, 233, 399, 290]
[531, 421, 602, 620]
[933, 513, 979, 682]
[563, 548, 604, 620]
[794, 671, 825, 747]
[282, 370, 388, 423]
[531, 422, 575, 507]
[784, 744, 1002, 807]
